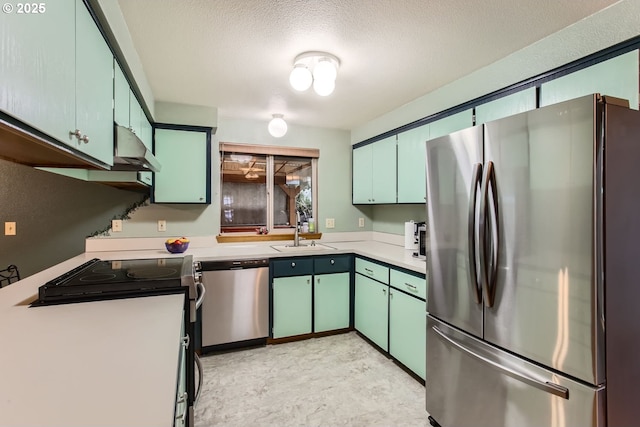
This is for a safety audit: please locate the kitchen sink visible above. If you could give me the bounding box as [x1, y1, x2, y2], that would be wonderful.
[270, 243, 336, 252]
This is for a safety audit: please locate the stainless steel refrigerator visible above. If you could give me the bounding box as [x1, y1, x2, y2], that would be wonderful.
[425, 94, 640, 427]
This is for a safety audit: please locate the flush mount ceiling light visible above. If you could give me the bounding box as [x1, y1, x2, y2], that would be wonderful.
[268, 114, 288, 138]
[289, 52, 340, 96]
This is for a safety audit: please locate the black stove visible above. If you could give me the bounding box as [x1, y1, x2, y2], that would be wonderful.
[35, 256, 196, 306]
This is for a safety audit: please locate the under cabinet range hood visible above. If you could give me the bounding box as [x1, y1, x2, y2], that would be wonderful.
[113, 125, 161, 172]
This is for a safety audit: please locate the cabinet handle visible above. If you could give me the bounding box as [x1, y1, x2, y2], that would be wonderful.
[69, 129, 81, 139]
[175, 392, 188, 424]
[330, 259, 335, 265]
[80, 134, 89, 144]
[364, 268, 373, 276]
[181, 334, 190, 349]
[383, 289, 386, 295]
[291, 262, 296, 268]
[405, 283, 418, 292]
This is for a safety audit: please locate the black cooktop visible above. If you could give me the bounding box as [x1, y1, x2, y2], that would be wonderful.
[35, 257, 192, 306]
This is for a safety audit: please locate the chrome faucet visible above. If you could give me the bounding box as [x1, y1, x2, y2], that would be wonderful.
[294, 210, 301, 246]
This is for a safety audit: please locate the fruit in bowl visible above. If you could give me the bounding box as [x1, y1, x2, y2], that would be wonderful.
[165, 237, 190, 253]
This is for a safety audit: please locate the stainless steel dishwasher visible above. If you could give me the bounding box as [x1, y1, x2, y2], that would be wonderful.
[199, 259, 269, 351]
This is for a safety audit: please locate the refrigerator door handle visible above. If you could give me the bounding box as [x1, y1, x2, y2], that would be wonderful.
[467, 162, 483, 304]
[432, 325, 569, 399]
[479, 160, 499, 307]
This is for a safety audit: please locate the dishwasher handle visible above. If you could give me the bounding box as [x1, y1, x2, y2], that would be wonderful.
[199, 259, 269, 271]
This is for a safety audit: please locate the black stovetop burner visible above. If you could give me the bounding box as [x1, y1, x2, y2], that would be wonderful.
[34, 256, 194, 306]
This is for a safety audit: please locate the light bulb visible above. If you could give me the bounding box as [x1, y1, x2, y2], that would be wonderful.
[313, 77, 335, 96]
[313, 58, 337, 82]
[268, 114, 287, 137]
[289, 64, 312, 91]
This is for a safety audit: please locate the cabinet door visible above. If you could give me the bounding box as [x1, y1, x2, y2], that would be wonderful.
[540, 50, 639, 109]
[354, 274, 389, 351]
[140, 115, 153, 150]
[74, 0, 114, 166]
[352, 144, 373, 203]
[273, 276, 312, 339]
[475, 87, 537, 124]
[371, 135, 397, 203]
[397, 125, 429, 203]
[113, 62, 130, 128]
[429, 109, 474, 141]
[153, 128, 210, 203]
[314, 272, 350, 333]
[389, 289, 426, 379]
[0, 0, 75, 144]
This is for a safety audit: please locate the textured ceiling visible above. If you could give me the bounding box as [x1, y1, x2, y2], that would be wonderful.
[117, 0, 619, 130]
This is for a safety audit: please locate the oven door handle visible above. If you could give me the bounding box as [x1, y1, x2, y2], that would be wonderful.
[195, 281, 205, 310]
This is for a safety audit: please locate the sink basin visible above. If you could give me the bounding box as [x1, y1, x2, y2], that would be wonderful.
[271, 243, 336, 252]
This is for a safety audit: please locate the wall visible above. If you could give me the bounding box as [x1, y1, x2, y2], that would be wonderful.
[0, 159, 145, 278]
[357, 0, 640, 235]
[105, 116, 367, 238]
[352, 1, 640, 143]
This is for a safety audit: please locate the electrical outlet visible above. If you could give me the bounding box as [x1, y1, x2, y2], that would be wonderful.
[326, 218, 335, 229]
[4, 222, 16, 236]
[158, 220, 167, 232]
[111, 219, 123, 232]
[358, 218, 365, 227]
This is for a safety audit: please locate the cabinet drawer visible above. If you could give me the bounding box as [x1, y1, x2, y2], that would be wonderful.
[271, 257, 314, 277]
[355, 258, 389, 284]
[390, 269, 426, 300]
[314, 255, 351, 274]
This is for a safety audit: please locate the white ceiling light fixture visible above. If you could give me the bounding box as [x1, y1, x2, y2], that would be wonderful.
[289, 52, 340, 96]
[268, 114, 288, 138]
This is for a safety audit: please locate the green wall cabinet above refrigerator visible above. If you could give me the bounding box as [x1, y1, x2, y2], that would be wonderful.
[153, 125, 212, 204]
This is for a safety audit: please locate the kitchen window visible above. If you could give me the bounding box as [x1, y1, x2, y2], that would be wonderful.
[219, 143, 318, 234]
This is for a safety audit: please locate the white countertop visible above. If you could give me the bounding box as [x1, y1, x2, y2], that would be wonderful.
[0, 235, 426, 427]
[0, 293, 184, 427]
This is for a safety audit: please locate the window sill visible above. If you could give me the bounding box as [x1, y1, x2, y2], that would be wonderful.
[216, 232, 322, 243]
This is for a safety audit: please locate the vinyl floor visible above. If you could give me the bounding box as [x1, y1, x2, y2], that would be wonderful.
[194, 331, 428, 427]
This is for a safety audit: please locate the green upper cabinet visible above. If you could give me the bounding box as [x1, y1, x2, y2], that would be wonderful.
[397, 124, 429, 203]
[0, 1, 75, 145]
[114, 63, 130, 128]
[129, 93, 143, 140]
[0, 0, 113, 167]
[153, 126, 211, 204]
[74, 0, 114, 166]
[353, 135, 397, 204]
[352, 143, 373, 203]
[475, 87, 537, 125]
[540, 50, 639, 109]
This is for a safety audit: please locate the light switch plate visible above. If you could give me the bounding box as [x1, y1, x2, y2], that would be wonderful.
[158, 220, 167, 232]
[326, 218, 335, 229]
[358, 218, 365, 227]
[111, 219, 123, 232]
[4, 222, 16, 236]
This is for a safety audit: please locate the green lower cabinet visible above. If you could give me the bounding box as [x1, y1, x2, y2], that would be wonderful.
[314, 272, 350, 333]
[272, 275, 312, 339]
[354, 274, 389, 351]
[389, 289, 426, 379]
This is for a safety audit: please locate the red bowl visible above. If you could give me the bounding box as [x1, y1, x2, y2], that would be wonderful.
[165, 241, 189, 253]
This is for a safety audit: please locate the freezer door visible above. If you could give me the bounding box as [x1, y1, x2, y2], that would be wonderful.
[482, 95, 604, 386]
[425, 125, 483, 337]
[426, 316, 605, 427]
